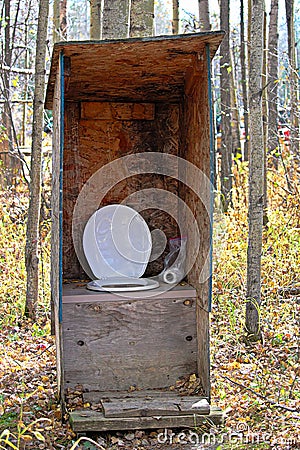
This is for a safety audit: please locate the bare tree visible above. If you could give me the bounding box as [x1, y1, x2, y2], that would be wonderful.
[54, 0, 67, 42]
[240, 0, 249, 160]
[230, 34, 242, 159]
[130, 0, 154, 37]
[102, 0, 130, 39]
[25, 0, 50, 318]
[262, 10, 268, 224]
[285, 0, 299, 165]
[172, 0, 179, 34]
[267, 0, 279, 167]
[219, 0, 233, 211]
[245, 0, 265, 341]
[0, 0, 23, 183]
[90, 0, 102, 39]
[198, 0, 210, 30]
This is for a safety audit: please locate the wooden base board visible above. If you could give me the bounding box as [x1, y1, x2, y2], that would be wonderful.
[69, 407, 223, 432]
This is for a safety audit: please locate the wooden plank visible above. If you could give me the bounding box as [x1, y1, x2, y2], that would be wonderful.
[69, 407, 223, 432]
[62, 282, 197, 303]
[81, 102, 155, 120]
[46, 31, 224, 109]
[51, 66, 64, 401]
[63, 102, 85, 279]
[83, 389, 206, 403]
[197, 307, 210, 399]
[62, 296, 197, 392]
[181, 56, 212, 397]
[45, 32, 225, 107]
[102, 396, 210, 418]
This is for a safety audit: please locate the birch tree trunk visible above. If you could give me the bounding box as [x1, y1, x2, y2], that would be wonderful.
[102, 0, 130, 39]
[90, 0, 102, 39]
[262, 11, 268, 224]
[230, 44, 241, 159]
[53, 0, 67, 42]
[240, 0, 249, 161]
[172, 0, 179, 34]
[25, 0, 49, 319]
[130, 0, 154, 37]
[220, 0, 232, 211]
[1, 0, 22, 184]
[198, 0, 210, 30]
[285, 0, 299, 166]
[267, 0, 279, 167]
[245, 0, 265, 340]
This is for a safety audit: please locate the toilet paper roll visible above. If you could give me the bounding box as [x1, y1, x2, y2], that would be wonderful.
[162, 268, 184, 284]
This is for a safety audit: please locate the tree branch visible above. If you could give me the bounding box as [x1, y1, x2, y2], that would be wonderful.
[0, 64, 34, 74]
[219, 374, 300, 413]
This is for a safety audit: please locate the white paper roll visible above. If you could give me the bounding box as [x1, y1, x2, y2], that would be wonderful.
[162, 268, 184, 284]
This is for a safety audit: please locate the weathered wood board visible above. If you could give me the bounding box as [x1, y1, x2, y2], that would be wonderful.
[101, 395, 210, 418]
[45, 32, 225, 106]
[62, 282, 197, 302]
[181, 56, 212, 397]
[82, 389, 206, 404]
[69, 407, 223, 432]
[81, 102, 155, 120]
[62, 290, 197, 392]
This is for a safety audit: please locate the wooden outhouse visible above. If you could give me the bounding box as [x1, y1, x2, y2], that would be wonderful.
[45, 32, 224, 432]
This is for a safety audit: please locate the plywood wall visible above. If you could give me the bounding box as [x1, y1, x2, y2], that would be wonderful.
[181, 56, 211, 397]
[63, 102, 181, 279]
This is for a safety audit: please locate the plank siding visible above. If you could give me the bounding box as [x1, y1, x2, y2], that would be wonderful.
[69, 407, 223, 432]
[62, 295, 197, 391]
[51, 67, 63, 400]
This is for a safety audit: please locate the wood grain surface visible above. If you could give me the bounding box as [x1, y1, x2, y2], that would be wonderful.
[69, 406, 223, 432]
[62, 295, 197, 392]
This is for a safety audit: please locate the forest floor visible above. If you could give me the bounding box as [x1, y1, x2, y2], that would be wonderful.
[0, 160, 299, 449]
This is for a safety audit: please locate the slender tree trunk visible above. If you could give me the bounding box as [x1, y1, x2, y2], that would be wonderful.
[54, 0, 67, 42]
[267, 0, 279, 168]
[240, 0, 249, 161]
[130, 0, 154, 37]
[285, 0, 299, 166]
[172, 0, 179, 34]
[198, 0, 210, 30]
[53, 0, 59, 41]
[2, 0, 14, 183]
[90, 0, 102, 39]
[102, 0, 130, 39]
[25, 0, 50, 319]
[21, 4, 31, 148]
[60, 0, 67, 38]
[230, 43, 242, 159]
[262, 10, 268, 225]
[245, 0, 265, 341]
[220, 0, 233, 211]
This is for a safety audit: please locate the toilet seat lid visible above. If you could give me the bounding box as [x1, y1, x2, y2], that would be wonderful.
[83, 204, 152, 279]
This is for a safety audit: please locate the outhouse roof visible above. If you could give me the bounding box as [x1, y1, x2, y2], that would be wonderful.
[45, 31, 224, 108]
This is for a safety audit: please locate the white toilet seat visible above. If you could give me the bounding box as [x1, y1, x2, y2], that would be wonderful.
[86, 277, 159, 292]
[83, 205, 159, 292]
